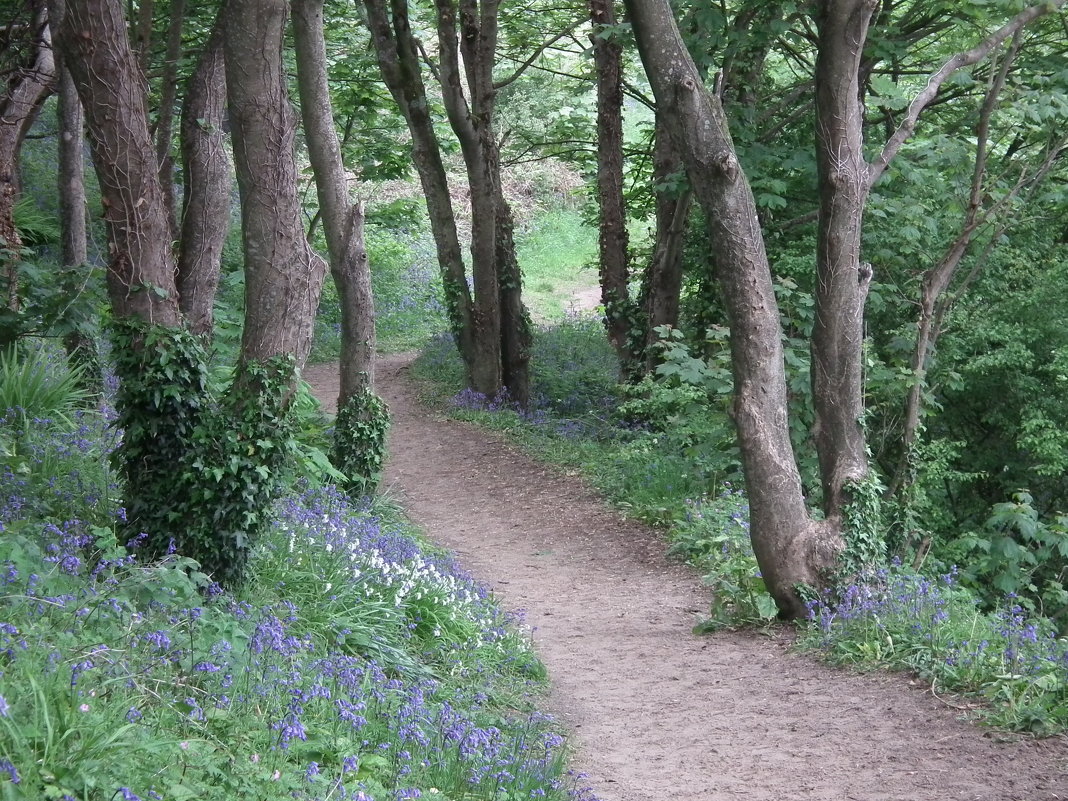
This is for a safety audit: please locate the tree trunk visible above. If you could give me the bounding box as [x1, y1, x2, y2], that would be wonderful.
[0, 0, 55, 314]
[625, 0, 840, 618]
[361, 0, 480, 383]
[154, 0, 186, 240]
[53, 3, 87, 270]
[50, 0, 99, 382]
[176, 4, 229, 336]
[224, 0, 326, 368]
[641, 111, 689, 370]
[590, 0, 637, 379]
[810, 0, 877, 523]
[496, 192, 531, 405]
[59, 0, 181, 326]
[293, 0, 375, 398]
[434, 0, 503, 397]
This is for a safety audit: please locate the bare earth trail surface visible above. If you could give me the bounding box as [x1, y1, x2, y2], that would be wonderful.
[305, 354, 1068, 801]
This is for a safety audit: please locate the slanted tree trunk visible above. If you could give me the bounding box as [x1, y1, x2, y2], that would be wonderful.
[58, 0, 181, 326]
[590, 0, 638, 379]
[362, 0, 480, 384]
[293, 0, 388, 495]
[224, 0, 326, 369]
[0, 0, 55, 315]
[625, 0, 839, 618]
[154, 0, 186, 240]
[810, 0, 877, 526]
[176, 4, 228, 336]
[293, 0, 375, 398]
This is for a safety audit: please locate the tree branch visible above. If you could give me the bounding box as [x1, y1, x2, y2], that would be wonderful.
[493, 22, 580, 90]
[869, 0, 1066, 186]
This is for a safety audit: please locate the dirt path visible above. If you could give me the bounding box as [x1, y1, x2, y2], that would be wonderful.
[305, 354, 1068, 801]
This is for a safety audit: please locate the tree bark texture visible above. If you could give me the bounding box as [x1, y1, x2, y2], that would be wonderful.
[52, 0, 87, 269]
[224, 0, 326, 367]
[58, 0, 182, 326]
[361, 0, 480, 383]
[154, 0, 186, 240]
[590, 0, 636, 378]
[625, 0, 839, 618]
[176, 5, 229, 337]
[810, 0, 877, 520]
[293, 0, 376, 398]
[641, 110, 689, 370]
[0, 0, 55, 311]
[434, 0, 503, 396]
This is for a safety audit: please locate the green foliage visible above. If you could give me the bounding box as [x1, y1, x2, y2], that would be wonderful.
[803, 565, 1068, 734]
[333, 388, 390, 496]
[0, 345, 89, 423]
[672, 490, 779, 630]
[951, 491, 1068, 620]
[839, 472, 888, 578]
[111, 319, 298, 585]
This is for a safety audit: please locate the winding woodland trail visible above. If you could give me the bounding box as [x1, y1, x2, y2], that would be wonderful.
[305, 354, 1068, 801]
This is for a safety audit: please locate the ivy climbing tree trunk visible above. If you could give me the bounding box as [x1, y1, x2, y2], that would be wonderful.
[293, 0, 389, 493]
[176, 5, 229, 337]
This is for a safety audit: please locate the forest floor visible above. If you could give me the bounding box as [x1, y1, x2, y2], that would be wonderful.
[305, 353, 1068, 801]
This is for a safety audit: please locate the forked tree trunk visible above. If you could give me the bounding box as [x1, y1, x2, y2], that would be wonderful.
[176, 6, 229, 337]
[361, 0, 480, 383]
[50, 0, 98, 381]
[625, 0, 840, 618]
[293, 0, 376, 398]
[433, 0, 503, 397]
[58, 0, 181, 326]
[224, 0, 326, 368]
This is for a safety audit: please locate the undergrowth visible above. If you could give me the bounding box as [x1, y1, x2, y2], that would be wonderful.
[0, 348, 598, 801]
[411, 316, 1068, 735]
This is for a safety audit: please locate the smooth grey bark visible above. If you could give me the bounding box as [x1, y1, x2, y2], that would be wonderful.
[0, 0, 55, 312]
[361, 0, 479, 383]
[176, 6, 229, 336]
[59, 0, 182, 326]
[224, 0, 326, 367]
[625, 0, 837, 618]
[810, 0, 877, 521]
[292, 0, 376, 398]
